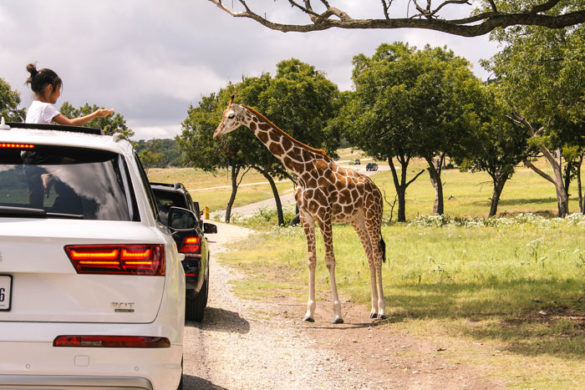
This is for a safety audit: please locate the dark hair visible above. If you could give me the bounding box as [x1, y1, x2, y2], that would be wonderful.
[25, 64, 62, 96]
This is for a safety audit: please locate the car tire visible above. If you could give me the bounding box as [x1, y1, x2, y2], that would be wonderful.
[186, 276, 208, 322]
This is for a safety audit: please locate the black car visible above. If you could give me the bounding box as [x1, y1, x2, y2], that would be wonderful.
[366, 162, 378, 171]
[151, 182, 217, 322]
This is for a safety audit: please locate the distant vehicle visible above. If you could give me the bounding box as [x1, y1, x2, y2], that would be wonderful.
[150, 182, 217, 322]
[0, 122, 185, 390]
[353, 159, 361, 165]
[366, 162, 378, 171]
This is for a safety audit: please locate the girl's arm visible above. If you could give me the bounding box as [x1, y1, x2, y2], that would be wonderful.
[53, 108, 114, 126]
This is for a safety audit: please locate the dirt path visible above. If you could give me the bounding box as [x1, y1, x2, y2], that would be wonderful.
[181, 222, 503, 389]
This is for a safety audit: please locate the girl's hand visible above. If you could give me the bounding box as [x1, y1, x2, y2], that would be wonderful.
[95, 108, 114, 118]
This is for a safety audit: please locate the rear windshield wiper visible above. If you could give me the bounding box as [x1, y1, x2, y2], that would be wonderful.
[0, 206, 83, 219]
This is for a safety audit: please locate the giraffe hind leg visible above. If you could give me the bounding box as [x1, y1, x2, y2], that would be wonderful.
[352, 219, 379, 319]
[367, 223, 386, 319]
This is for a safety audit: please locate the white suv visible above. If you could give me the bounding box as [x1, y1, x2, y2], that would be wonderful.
[0, 122, 185, 390]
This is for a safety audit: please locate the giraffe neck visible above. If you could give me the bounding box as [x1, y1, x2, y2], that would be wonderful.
[242, 105, 329, 177]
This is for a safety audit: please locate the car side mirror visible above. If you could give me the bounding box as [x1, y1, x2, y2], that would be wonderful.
[204, 222, 217, 234]
[168, 206, 197, 231]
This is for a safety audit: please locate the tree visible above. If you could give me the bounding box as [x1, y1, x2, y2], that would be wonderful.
[409, 45, 485, 216]
[179, 59, 341, 224]
[456, 85, 529, 217]
[485, 24, 585, 216]
[0, 78, 25, 122]
[179, 89, 247, 223]
[208, 0, 585, 37]
[340, 43, 482, 218]
[334, 43, 426, 222]
[134, 138, 184, 168]
[242, 59, 341, 225]
[60, 102, 134, 140]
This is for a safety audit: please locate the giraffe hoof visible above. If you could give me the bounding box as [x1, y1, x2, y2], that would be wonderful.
[303, 316, 315, 323]
[370, 312, 378, 319]
[378, 314, 387, 320]
[332, 317, 344, 324]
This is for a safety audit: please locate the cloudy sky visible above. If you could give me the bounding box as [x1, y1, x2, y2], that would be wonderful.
[0, 1, 499, 140]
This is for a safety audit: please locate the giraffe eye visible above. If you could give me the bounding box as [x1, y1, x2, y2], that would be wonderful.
[227, 112, 235, 119]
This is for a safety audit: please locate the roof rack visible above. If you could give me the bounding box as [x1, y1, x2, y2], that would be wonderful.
[6, 122, 102, 135]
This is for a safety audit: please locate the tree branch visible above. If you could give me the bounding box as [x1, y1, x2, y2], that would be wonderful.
[488, 0, 498, 13]
[406, 169, 426, 187]
[207, 0, 585, 37]
[524, 159, 556, 184]
[530, 0, 561, 14]
[381, 0, 391, 20]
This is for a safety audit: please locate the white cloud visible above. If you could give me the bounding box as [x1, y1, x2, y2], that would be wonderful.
[130, 122, 182, 140]
[0, 1, 500, 140]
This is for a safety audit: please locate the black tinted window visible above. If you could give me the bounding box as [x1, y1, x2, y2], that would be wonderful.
[0, 145, 137, 221]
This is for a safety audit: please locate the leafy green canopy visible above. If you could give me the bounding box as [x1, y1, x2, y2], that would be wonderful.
[485, 24, 585, 150]
[0, 78, 25, 122]
[339, 42, 483, 164]
[60, 102, 134, 140]
[179, 59, 341, 175]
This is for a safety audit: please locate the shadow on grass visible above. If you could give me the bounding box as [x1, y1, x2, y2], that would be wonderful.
[498, 197, 559, 206]
[388, 278, 585, 359]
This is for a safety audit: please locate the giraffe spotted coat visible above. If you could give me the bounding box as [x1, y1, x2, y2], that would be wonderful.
[214, 100, 386, 323]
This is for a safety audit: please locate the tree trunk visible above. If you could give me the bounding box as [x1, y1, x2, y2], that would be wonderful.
[224, 165, 241, 223]
[489, 175, 507, 218]
[564, 160, 573, 199]
[257, 168, 285, 226]
[578, 154, 584, 214]
[524, 147, 569, 217]
[388, 155, 425, 222]
[555, 181, 569, 217]
[425, 155, 445, 215]
[389, 158, 406, 222]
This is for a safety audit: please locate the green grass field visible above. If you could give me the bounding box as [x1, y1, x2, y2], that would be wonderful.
[151, 159, 585, 388]
[220, 216, 585, 388]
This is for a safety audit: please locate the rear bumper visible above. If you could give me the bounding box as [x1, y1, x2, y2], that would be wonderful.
[0, 374, 152, 389]
[0, 341, 181, 390]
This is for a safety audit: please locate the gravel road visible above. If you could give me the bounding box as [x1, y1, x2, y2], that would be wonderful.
[181, 222, 373, 390]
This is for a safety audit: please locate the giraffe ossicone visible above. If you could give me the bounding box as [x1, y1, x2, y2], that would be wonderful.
[214, 99, 387, 323]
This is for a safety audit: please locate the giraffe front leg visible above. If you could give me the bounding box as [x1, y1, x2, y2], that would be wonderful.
[318, 217, 343, 324]
[301, 212, 316, 322]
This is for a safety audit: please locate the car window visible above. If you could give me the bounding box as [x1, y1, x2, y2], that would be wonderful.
[152, 190, 187, 212]
[0, 145, 136, 221]
[134, 154, 159, 222]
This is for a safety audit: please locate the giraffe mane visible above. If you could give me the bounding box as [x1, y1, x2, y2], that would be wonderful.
[242, 104, 331, 162]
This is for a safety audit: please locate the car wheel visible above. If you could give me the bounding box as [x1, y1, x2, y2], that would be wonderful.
[186, 277, 208, 322]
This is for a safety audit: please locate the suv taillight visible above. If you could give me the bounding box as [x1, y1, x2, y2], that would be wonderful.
[53, 335, 170, 348]
[179, 236, 201, 255]
[64, 244, 165, 275]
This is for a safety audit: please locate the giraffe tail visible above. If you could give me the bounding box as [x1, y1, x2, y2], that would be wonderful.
[379, 236, 386, 263]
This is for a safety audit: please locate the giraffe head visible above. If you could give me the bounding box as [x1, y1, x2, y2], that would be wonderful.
[213, 96, 247, 139]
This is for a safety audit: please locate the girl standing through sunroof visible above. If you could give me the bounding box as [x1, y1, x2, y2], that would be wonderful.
[25, 63, 114, 125]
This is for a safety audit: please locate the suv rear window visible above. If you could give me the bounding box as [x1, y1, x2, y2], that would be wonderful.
[0, 145, 137, 221]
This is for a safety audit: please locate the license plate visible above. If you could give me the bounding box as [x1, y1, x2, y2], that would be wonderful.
[0, 275, 12, 311]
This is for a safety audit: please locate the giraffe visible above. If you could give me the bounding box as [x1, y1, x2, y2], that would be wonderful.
[213, 98, 386, 324]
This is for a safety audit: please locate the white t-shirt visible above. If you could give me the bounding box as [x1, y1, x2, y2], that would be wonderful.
[25, 101, 60, 124]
